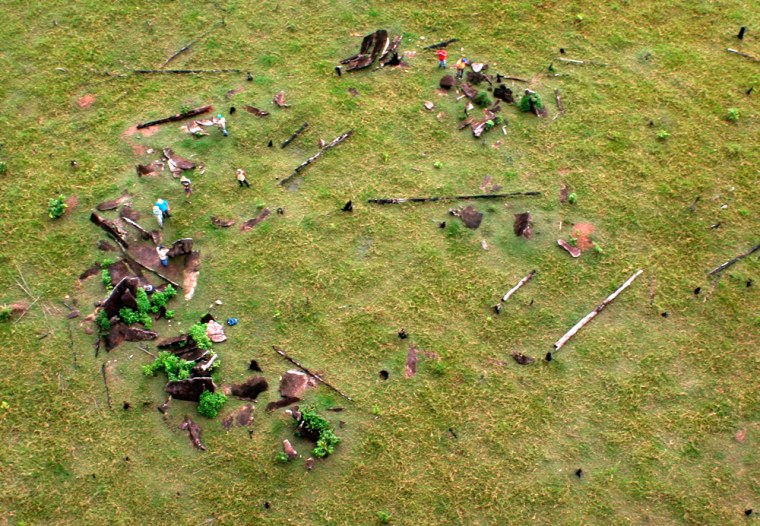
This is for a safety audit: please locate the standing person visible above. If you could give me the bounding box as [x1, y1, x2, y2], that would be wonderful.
[180, 176, 192, 199]
[155, 198, 171, 219]
[156, 245, 170, 267]
[236, 169, 250, 188]
[214, 114, 229, 136]
[455, 56, 468, 79]
[436, 48, 448, 69]
[152, 205, 164, 229]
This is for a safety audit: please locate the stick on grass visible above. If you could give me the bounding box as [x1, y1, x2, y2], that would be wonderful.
[553, 269, 643, 352]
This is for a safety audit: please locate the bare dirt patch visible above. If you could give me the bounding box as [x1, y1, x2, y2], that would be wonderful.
[122, 124, 160, 138]
[571, 222, 595, 251]
[77, 94, 96, 108]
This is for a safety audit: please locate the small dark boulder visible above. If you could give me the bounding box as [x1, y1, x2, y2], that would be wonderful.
[440, 75, 455, 90]
[231, 376, 269, 401]
[165, 377, 216, 402]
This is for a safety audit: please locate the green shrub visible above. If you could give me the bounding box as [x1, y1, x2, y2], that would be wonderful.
[99, 257, 117, 267]
[119, 307, 152, 329]
[484, 119, 495, 131]
[568, 193, 578, 204]
[48, 195, 67, 219]
[494, 115, 504, 126]
[433, 161, 443, 169]
[142, 351, 194, 381]
[726, 108, 740, 122]
[150, 285, 177, 313]
[473, 91, 491, 107]
[135, 288, 151, 314]
[377, 511, 391, 523]
[198, 390, 227, 418]
[164, 310, 175, 319]
[188, 323, 212, 350]
[0, 161, 7, 175]
[96, 310, 111, 331]
[275, 452, 290, 463]
[298, 407, 341, 458]
[657, 129, 670, 140]
[100, 269, 113, 291]
[518, 92, 543, 113]
[0, 305, 12, 322]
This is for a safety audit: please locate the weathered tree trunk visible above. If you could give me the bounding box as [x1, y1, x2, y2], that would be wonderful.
[281, 122, 309, 149]
[136, 105, 212, 129]
[368, 191, 541, 204]
[708, 243, 760, 275]
[553, 269, 643, 351]
[280, 130, 353, 186]
[272, 346, 353, 401]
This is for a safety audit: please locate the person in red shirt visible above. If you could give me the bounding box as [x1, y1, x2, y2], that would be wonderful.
[436, 48, 448, 69]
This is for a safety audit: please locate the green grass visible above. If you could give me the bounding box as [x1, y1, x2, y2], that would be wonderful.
[0, 0, 758, 525]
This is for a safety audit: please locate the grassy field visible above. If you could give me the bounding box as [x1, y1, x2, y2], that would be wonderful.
[0, 0, 758, 524]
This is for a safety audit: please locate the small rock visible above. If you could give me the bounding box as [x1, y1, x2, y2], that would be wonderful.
[215, 300, 223, 305]
[481, 239, 489, 250]
[424, 101, 435, 111]
[305, 457, 315, 470]
[736, 429, 746, 443]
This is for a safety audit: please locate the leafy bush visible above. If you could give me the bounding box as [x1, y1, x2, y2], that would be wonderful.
[726, 108, 740, 122]
[164, 310, 175, 319]
[189, 323, 212, 350]
[99, 257, 117, 267]
[377, 511, 391, 523]
[101, 269, 113, 291]
[198, 390, 227, 418]
[0, 305, 12, 322]
[484, 119, 495, 131]
[518, 92, 543, 113]
[494, 115, 504, 126]
[433, 161, 443, 169]
[135, 288, 151, 314]
[48, 195, 67, 219]
[119, 307, 152, 329]
[150, 285, 177, 313]
[473, 91, 491, 107]
[96, 310, 111, 331]
[298, 407, 341, 458]
[657, 129, 670, 140]
[568, 192, 578, 204]
[0, 161, 7, 175]
[275, 452, 290, 463]
[142, 351, 194, 381]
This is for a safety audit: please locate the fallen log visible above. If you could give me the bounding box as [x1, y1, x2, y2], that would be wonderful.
[159, 20, 224, 68]
[554, 88, 564, 113]
[179, 416, 206, 450]
[117, 245, 182, 289]
[101, 362, 113, 411]
[727, 48, 760, 63]
[96, 190, 130, 211]
[552, 269, 643, 352]
[557, 57, 608, 66]
[281, 122, 309, 149]
[272, 346, 353, 402]
[367, 191, 541, 204]
[136, 105, 212, 129]
[90, 212, 129, 248]
[423, 38, 458, 50]
[120, 217, 154, 242]
[708, 243, 760, 276]
[243, 105, 269, 116]
[241, 209, 271, 231]
[132, 69, 241, 74]
[279, 130, 354, 186]
[495, 270, 536, 312]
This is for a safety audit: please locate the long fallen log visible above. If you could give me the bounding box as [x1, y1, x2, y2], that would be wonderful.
[423, 38, 458, 50]
[554, 88, 564, 113]
[281, 122, 309, 149]
[552, 269, 643, 353]
[160, 20, 224, 68]
[279, 130, 353, 186]
[727, 48, 760, 63]
[272, 346, 353, 402]
[136, 105, 212, 129]
[495, 270, 536, 312]
[120, 217, 154, 242]
[117, 245, 182, 289]
[132, 69, 241, 74]
[368, 191, 541, 205]
[708, 243, 760, 276]
[90, 212, 129, 249]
